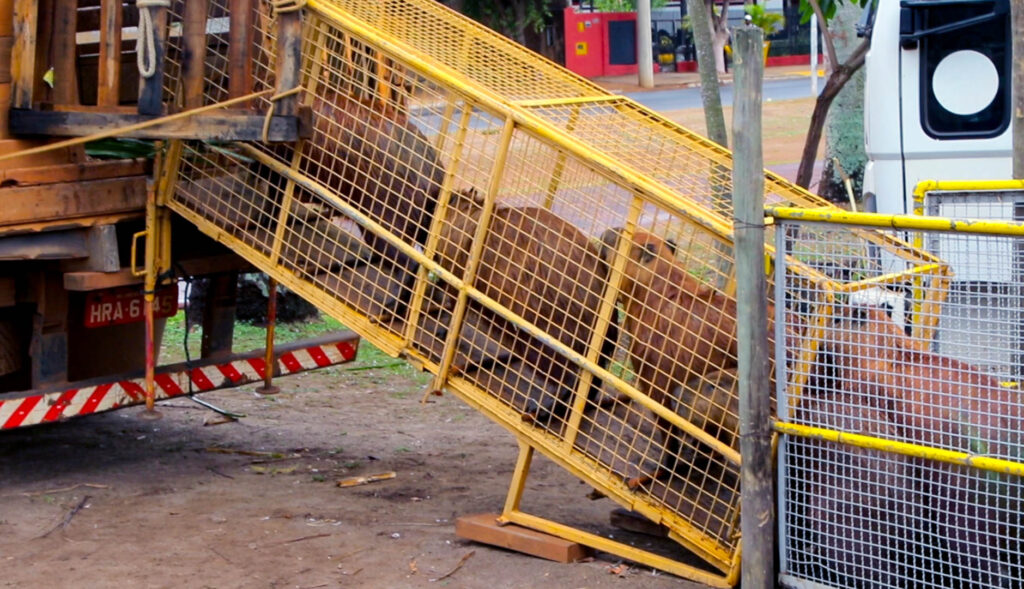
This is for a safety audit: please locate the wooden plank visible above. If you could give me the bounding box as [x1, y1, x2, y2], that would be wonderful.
[0, 159, 149, 187]
[182, 0, 209, 109]
[0, 0, 13, 37]
[9, 109, 304, 141]
[273, 10, 302, 117]
[0, 176, 146, 228]
[455, 514, 592, 564]
[97, 0, 123, 106]
[228, 0, 253, 100]
[10, 0, 38, 108]
[64, 268, 142, 291]
[51, 0, 78, 105]
[0, 212, 143, 238]
[0, 138, 76, 169]
[136, 4, 167, 115]
[0, 36, 12, 83]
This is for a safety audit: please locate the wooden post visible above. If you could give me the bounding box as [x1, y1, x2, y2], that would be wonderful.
[731, 26, 773, 589]
[137, 3, 168, 115]
[51, 0, 77, 105]
[1013, 0, 1023, 178]
[182, 0, 209, 110]
[228, 0, 254, 100]
[0, 0, 14, 137]
[273, 7, 302, 118]
[97, 0, 123, 107]
[255, 277, 280, 395]
[10, 0, 37, 109]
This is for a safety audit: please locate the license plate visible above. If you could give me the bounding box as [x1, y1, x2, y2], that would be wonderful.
[84, 286, 178, 328]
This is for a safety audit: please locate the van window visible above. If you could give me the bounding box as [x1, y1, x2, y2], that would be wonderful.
[902, 0, 1010, 139]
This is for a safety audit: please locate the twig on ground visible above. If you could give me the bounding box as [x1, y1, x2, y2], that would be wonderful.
[21, 483, 108, 497]
[336, 471, 396, 488]
[206, 466, 234, 479]
[40, 495, 90, 537]
[429, 550, 475, 582]
[271, 532, 332, 546]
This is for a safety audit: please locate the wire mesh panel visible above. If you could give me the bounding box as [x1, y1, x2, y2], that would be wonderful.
[775, 211, 1024, 589]
[155, 0, 943, 583]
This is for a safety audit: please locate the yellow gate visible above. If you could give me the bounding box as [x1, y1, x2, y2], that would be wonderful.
[153, 0, 943, 584]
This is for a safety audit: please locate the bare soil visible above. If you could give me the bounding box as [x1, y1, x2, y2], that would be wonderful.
[0, 347, 711, 589]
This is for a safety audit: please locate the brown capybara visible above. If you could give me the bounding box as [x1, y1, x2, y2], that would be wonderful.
[431, 189, 619, 424]
[821, 304, 1023, 585]
[598, 229, 752, 476]
[789, 392, 919, 588]
[307, 89, 446, 321]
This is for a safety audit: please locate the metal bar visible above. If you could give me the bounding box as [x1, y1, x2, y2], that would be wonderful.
[429, 116, 515, 395]
[773, 422, 1024, 477]
[0, 333, 360, 429]
[256, 278, 280, 395]
[514, 95, 622, 108]
[503, 510, 732, 588]
[405, 101, 474, 357]
[498, 441, 534, 520]
[542, 104, 580, 210]
[141, 174, 160, 420]
[767, 205, 1024, 236]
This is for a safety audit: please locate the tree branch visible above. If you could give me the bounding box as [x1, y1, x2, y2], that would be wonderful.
[806, 0, 838, 69]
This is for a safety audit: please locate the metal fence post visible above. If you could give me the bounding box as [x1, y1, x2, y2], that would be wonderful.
[732, 25, 773, 589]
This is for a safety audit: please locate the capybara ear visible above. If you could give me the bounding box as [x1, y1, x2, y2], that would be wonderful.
[664, 237, 678, 256]
[598, 227, 623, 265]
[639, 243, 659, 264]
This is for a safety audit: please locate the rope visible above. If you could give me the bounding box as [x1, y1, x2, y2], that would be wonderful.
[135, 0, 172, 79]
[261, 86, 305, 143]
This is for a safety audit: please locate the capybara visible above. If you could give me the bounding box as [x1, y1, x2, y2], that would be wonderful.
[599, 229, 750, 476]
[821, 304, 1023, 585]
[308, 90, 446, 321]
[789, 392, 919, 588]
[431, 189, 619, 424]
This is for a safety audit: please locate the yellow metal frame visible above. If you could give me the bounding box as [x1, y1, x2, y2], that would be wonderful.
[497, 442, 736, 588]
[768, 204, 1024, 478]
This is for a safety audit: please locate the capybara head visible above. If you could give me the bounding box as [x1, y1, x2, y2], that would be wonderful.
[825, 304, 924, 363]
[598, 228, 709, 303]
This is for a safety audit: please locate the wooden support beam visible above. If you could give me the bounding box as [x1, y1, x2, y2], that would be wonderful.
[273, 9, 302, 117]
[51, 0, 78, 106]
[0, 176, 146, 228]
[228, 0, 254, 100]
[455, 514, 591, 564]
[64, 268, 142, 292]
[10, 0, 38, 109]
[97, 0, 123, 107]
[1, 0, 14, 140]
[182, 0, 209, 110]
[9, 109, 309, 142]
[0, 159, 149, 187]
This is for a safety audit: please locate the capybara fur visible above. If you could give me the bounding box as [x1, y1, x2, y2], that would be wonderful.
[819, 304, 1023, 585]
[432, 189, 619, 424]
[309, 90, 446, 321]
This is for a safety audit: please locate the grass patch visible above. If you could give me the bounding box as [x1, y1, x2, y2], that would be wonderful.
[159, 311, 428, 384]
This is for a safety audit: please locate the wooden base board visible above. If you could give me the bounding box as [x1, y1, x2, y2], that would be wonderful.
[455, 513, 591, 564]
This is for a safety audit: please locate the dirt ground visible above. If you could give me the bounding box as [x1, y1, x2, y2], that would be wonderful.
[0, 337, 715, 589]
[0, 94, 818, 588]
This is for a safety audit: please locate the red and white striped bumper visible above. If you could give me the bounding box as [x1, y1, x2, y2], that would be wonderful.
[0, 332, 359, 429]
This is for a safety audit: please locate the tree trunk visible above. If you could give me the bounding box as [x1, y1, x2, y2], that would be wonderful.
[795, 39, 868, 190]
[687, 0, 728, 148]
[712, 26, 729, 74]
[820, 2, 867, 203]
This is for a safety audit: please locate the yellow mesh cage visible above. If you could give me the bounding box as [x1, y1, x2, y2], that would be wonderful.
[155, 0, 943, 583]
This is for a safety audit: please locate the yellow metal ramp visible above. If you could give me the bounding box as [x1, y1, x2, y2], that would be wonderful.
[154, 1, 943, 585]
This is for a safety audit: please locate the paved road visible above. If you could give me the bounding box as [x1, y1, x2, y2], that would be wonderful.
[624, 76, 821, 111]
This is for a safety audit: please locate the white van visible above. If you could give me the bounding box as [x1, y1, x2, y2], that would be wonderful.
[862, 0, 1012, 217]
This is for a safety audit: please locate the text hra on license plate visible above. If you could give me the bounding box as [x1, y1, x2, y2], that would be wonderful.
[84, 286, 178, 328]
